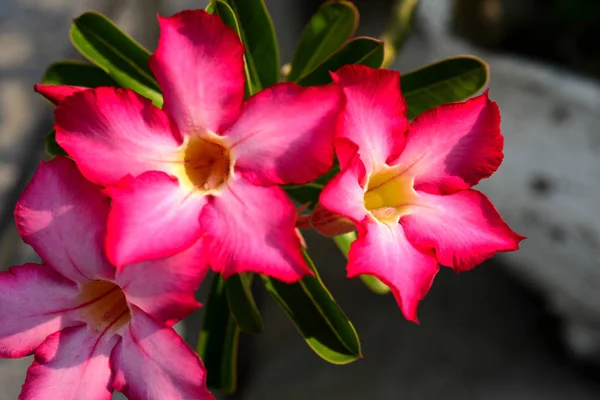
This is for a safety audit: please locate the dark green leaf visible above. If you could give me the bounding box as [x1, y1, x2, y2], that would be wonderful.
[197, 274, 240, 393]
[261, 249, 361, 364]
[70, 12, 163, 106]
[298, 37, 384, 87]
[288, 0, 358, 82]
[402, 55, 489, 119]
[217, 0, 279, 91]
[226, 273, 263, 334]
[45, 131, 66, 157]
[206, 0, 256, 96]
[42, 60, 118, 87]
[333, 232, 391, 295]
[381, 0, 420, 67]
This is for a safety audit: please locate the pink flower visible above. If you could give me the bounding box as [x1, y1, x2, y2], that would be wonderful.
[35, 10, 342, 282]
[1, 157, 213, 399]
[314, 65, 525, 322]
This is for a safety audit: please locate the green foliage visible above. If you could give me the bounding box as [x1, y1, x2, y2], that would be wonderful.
[226, 274, 263, 334]
[288, 0, 358, 82]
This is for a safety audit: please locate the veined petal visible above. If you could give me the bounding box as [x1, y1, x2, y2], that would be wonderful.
[319, 156, 368, 225]
[15, 157, 114, 282]
[116, 238, 208, 326]
[111, 307, 214, 400]
[309, 202, 356, 237]
[34, 84, 87, 105]
[150, 10, 245, 135]
[348, 221, 438, 322]
[201, 178, 311, 282]
[394, 92, 503, 194]
[226, 82, 341, 185]
[401, 189, 524, 271]
[20, 326, 118, 400]
[331, 65, 408, 173]
[55, 87, 183, 186]
[105, 171, 206, 268]
[0, 264, 80, 358]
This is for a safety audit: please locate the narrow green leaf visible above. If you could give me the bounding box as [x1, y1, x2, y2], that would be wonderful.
[333, 232, 391, 295]
[70, 12, 163, 107]
[298, 37, 384, 87]
[45, 131, 66, 157]
[197, 274, 240, 393]
[402, 55, 489, 119]
[206, 1, 256, 96]
[225, 274, 263, 334]
[217, 0, 279, 91]
[42, 60, 118, 87]
[261, 249, 361, 364]
[381, 0, 420, 68]
[288, 0, 358, 82]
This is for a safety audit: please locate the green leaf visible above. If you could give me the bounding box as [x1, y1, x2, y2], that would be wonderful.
[381, 0, 420, 68]
[216, 0, 279, 91]
[70, 12, 163, 107]
[288, 0, 358, 82]
[402, 55, 489, 119]
[206, 1, 256, 96]
[261, 249, 361, 364]
[45, 131, 66, 157]
[225, 273, 263, 334]
[298, 37, 384, 87]
[42, 60, 118, 87]
[197, 274, 240, 393]
[333, 232, 391, 295]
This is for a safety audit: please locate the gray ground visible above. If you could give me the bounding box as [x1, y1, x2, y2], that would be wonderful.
[1, 0, 600, 399]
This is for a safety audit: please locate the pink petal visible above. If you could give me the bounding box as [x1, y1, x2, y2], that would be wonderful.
[20, 326, 118, 400]
[394, 92, 503, 194]
[348, 221, 438, 322]
[309, 202, 356, 237]
[116, 238, 209, 326]
[105, 171, 206, 268]
[331, 65, 408, 173]
[319, 156, 368, 225]
[111, 307, 214, 400]
[15, 157, 114, 282]
[226, 82, 342, 185]
[401, 189, 524, 271]
[0, 264, 80, 358]
[149, 10, 245, 135]
[34, 84, 87, 105]
[201, 178, 312, 282]
[55, 87, 183, 186]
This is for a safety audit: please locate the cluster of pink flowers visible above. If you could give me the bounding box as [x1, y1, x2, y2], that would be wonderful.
[0, 9, 522, 400]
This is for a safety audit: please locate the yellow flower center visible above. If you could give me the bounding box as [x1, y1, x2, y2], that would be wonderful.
[78, 280, 131, 332]
[363, 166, 419, 224]
[175, 134, 233, 194]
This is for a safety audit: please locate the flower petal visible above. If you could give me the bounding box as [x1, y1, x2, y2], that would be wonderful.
[20, 326, 118, 400]
[55, 87, 183, 186]
[0, 264, 80, 358]
[401, 189, 524, 271]
[34, 84, 88, 105]
[15, 157, 114, 282]
[105, 171, 206, 268]
[348, 221, 438, 322]
[309, 202, 356, 237]
[394, 92, 503, 194]
[149, 10, 245, 135]
[116, 238, 209, 326]
[226, 82, 341, 185]
[111, 307, 214, 400]
[319, 156, 368, 225]
[331, 65, 408, 173]
[201, 178, 311, 282]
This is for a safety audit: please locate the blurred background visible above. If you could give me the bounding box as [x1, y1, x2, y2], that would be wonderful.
[1, 0, 600, 398]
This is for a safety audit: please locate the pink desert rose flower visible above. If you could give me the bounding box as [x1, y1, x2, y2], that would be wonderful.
[313, 65, 525, 322]
[34, 9, 342, 282]
[1, 157, 213, 400]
